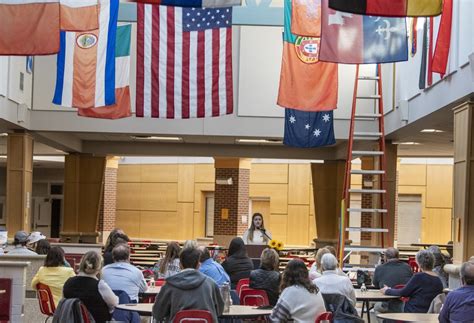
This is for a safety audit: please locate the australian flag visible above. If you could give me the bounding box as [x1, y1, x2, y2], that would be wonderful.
[284, 109, 336, 148]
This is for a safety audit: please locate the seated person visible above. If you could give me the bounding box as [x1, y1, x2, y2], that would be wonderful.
[7, 231, 37, 255]
[242, 213, 272, 245]
[250, 248, 281, 305]
[428, 245, 450, 288]
[270, 259, 326, 322]
[309, 247, 330, 280]
[382, 250, 444, 313]
[103, 228, 130, 266]
[372, 247, 413, 313]
[152, 247, 224, 322]
[222, 237, 254, 289]
[152, 242, 181, 279]
[27, 231, 47, 252]
[63, 251, 118, 323]
[31, 246, 76, 306]
[198, 246, 230, 287]
[439, 260, 474, 322]
[102, 244, 147, 302]
[35, 239, 51, 255]
[313, 254, 356, 305]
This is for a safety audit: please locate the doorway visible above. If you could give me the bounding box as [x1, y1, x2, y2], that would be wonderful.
[205, 193, 215, 237]
[397, 194, 422, 245]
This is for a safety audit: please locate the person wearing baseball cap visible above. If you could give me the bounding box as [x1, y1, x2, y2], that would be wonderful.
[27, 231, 47, 252]
[7, 231, 37, 255]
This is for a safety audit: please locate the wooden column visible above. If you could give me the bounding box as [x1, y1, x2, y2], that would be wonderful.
[452, 101, 474, 263]
[6, 133, 34, 237]
[311, 161, 345, 248]
[62, 154, 106, 243]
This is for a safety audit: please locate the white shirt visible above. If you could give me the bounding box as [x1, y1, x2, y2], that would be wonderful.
[313, 270, 357, 305]
[242, 229, 272, 245]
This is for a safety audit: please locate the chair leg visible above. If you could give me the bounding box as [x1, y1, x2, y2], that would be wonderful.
[45, 316, 51, 323]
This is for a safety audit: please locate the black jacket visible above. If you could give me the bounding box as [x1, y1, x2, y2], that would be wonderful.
[249, 268, 280, 305]
[222, 255, 254, 289]
[322, 293, 364, 323]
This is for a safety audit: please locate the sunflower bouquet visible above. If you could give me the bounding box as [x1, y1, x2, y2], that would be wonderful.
[268, 239, 284, 251]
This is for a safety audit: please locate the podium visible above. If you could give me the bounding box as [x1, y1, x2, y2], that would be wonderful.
[246, 244, 267, 258]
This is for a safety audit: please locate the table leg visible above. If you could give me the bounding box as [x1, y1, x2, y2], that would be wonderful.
[366, 301, 371, 323]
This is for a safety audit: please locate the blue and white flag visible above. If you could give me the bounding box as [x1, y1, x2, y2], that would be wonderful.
[284, 109, 336, 148]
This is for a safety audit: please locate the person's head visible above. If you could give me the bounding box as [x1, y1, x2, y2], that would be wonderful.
[323, 245, 337, 257]
[35, 239, 51, 255]
[104, 229, 130, 252]
[460, 261, 474, 286]
[321, 253, 338, 272]
[251, 213, 264, 230]
[180, 247, 201, 270]
[160, 242, 181, 275]
[427, 245, 445, 267]
[280, 259, 318, 294]
[384, 247, 399, 261]
[183, 240, 198, 249]
[13, 231, 29, 246]
[79, 251, 103, 275]
[44, 246, 66, 267]
[198, 246, 211, 263]
[228, 237, 247, 258]
[112, 244, 130, 263]
[315, 248, 330, 270]
[28, 231, 46, 248]
[416, 250, 435, 271]
[260, 248, 279, 271]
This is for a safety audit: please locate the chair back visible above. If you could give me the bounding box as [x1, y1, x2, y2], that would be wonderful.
[79, 303, 91, 323]
[156, 278, 166, 287]
[235, 278, 250, 297]
[407, 257, 419, 273]
[36, 283, 56, 316]
[112, 290, 140, 323]
[0, 278, 12, 323]
[173, 309, 213, 323]
[315, 311, 333, 323]
[240, 289, 270, 307]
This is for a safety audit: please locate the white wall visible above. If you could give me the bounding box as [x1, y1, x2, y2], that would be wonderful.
[0, 57, 8, 97]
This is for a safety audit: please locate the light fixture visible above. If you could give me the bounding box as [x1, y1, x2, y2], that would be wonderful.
[235, 138, 283, 145]
[393, 141, 421, 145]
[0, 133, 8, 137]
[131, 135, 183, 142]
[216, 178, 233, 185]
[421, 129, 444, 133]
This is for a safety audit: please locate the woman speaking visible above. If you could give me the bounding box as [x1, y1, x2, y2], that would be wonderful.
[242, 213, 272, 245]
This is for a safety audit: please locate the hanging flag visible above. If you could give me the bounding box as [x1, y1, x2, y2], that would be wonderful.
[130, 0, 241, 7]
[284, 109, 335, 148]
[411, 18, 418, 57]
[291, 0, 322, 37]
[432, 0, 453, 77]
[60, 0, 99, 31]
[277, 0, 338, 112]
[26, 57, 33, 74]
[427, 17, 434, 86]
[78, 24, 132, 119]
[319, 0, 408, 64]
[419, 18, 428, 90]
[53, 0, 119, 109]
[328, 0, 443, 17]
[136, 5, 233, 119]
[0, 0, 60, 55]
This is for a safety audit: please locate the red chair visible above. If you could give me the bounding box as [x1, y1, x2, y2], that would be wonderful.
[156, 278, 166, 287]
[0, 278, 12, 323]
[393, 284, 410, 303]
[236, 278, 250, 297]
[79, 303, 91, 323]
[36, 283, 56, 322]
[315, 311, 333, 323]
[240, 289, 270, 307]
[173, 310, 213, 323]
[408, 256, 419, 273]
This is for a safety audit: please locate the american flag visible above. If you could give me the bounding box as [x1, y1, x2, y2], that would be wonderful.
[136, 4, 234, 119]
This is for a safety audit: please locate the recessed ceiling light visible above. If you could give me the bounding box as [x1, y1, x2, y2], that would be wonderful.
[0, 133, 8, 137]
[393, 141, 421, 145]
[131, 136, 183, 142]
[236, 139, 283, 145]
[421, 129, 444, 133]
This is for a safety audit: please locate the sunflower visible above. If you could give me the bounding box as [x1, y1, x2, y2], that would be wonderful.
[276, 241, 284, 251]
[268, 240, 277, 248]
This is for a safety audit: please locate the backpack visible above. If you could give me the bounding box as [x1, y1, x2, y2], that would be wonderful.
[356, 270, 372, 287]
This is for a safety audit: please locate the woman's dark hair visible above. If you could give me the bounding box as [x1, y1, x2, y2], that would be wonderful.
[36, 239, 51, 255]
[104, 229, 130, 253]
[248, 213, 267, 243]
[159, 242, 181, 275]
[228, 237, 248, 258]
[44, 246, 65, 267]
[280, 259, 318, 294]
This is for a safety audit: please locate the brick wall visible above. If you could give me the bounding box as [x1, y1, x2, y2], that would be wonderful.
[97, 166, 118, 232]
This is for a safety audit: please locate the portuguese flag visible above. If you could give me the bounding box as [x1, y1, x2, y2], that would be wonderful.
[328, 0, 443, 17]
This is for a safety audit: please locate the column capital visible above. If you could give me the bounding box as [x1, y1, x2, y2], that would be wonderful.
[213, 157, 252, 169]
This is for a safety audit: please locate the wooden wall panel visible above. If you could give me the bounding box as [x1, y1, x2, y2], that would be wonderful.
[288, 164, 310, 205]
[116, 210, 140, 238]
[194, 211, 205, 239]
[399, 165, 427, 186]
[177, 202, 194, 240]
[269, 213, 287, 242]
[286, 205, 309, 245]
[116, 183, 141, 210]
[309, 186, 315, 216]
[351, 163, 362, 186]
[117, 165, 141, 183]
[178, 165, 195, 202]
[193, 183, 214, 212]
[194, 164, 215, 183]
[250, 183, 288, 214]
[250, 164, 288, 184]
[78, 183, 102, 232]
[140, 211, 177, 239]
[140, 183, 177, 211]
[251, 200, 270, 226]
[422, 208, 452, 244]
[141, 165, 178, 183]
[309, 215, 316, 241]
[426, 165, 453, 208]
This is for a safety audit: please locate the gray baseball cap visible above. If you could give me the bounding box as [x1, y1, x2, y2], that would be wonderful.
[14, 231, 29, 243]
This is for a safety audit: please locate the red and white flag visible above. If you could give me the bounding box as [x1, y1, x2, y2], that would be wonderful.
[60, 0, 99, 31]
[136, 4, 234, 119]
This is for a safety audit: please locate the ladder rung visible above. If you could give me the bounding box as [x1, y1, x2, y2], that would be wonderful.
[354, 131, 383, 137]
[344, 246, 386, 253]
[347, 208, 388, 213]
[358, 76, 380, 81]
[349, 188, 386, 194]
[351, 170, 385, 175]
[354, 113, 382, 119]
[346, 227, 389, 233]
[356, 95, 381, 100]
[352, 151, 384, 156]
